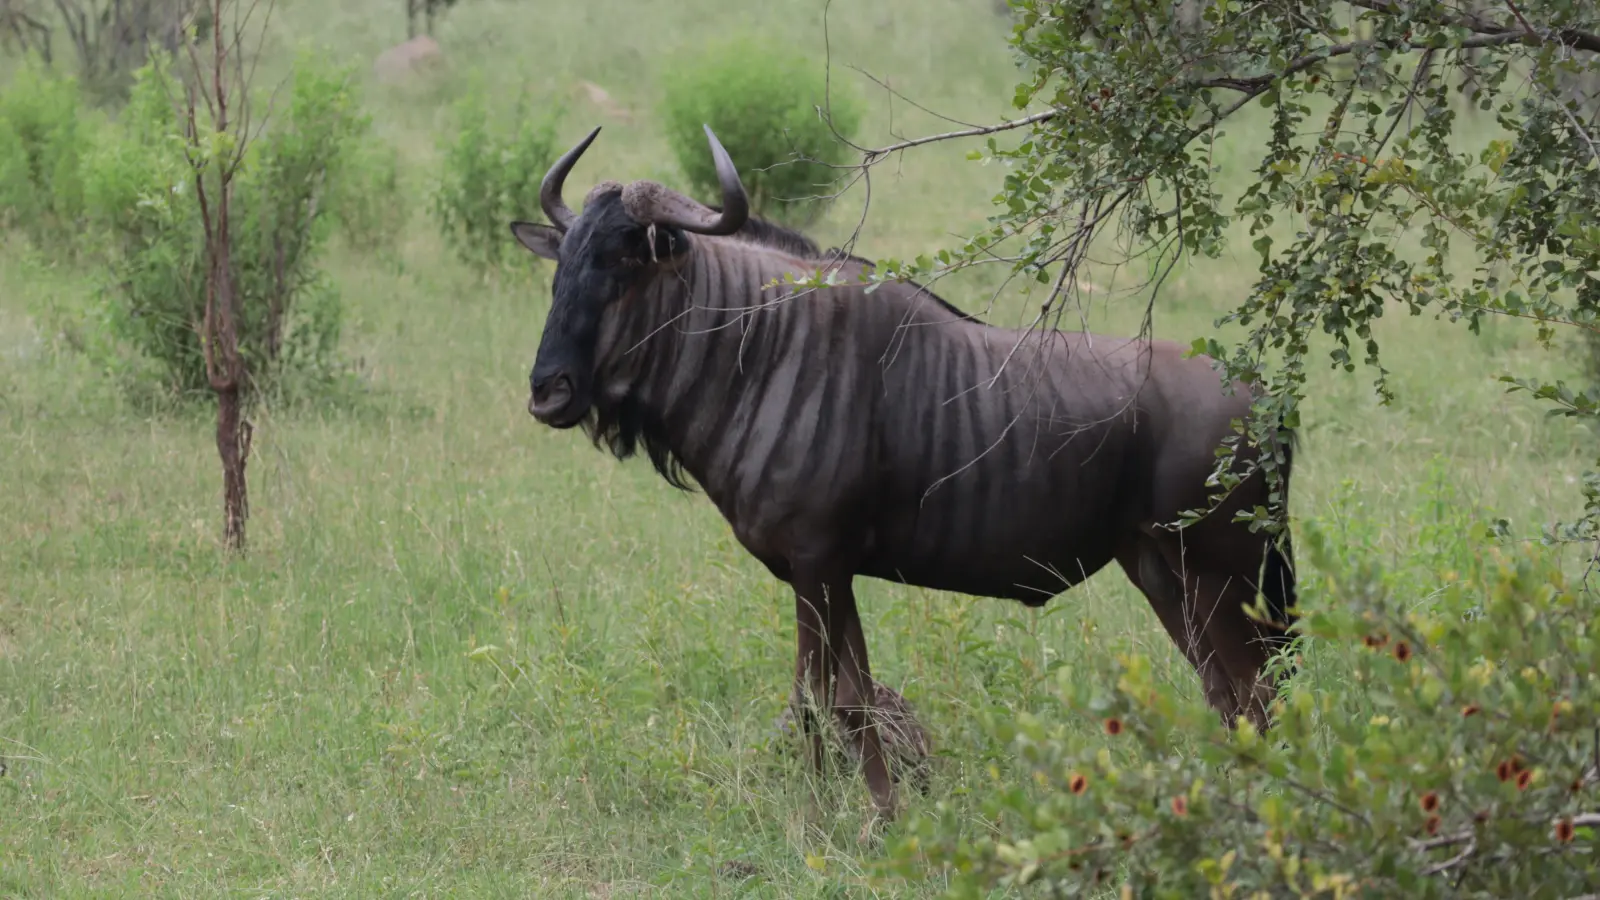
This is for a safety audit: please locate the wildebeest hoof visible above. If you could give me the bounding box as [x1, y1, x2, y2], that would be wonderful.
[857, 813, 888, 847]
[717, 859, 760, 882]
[771, 677, 933, 795]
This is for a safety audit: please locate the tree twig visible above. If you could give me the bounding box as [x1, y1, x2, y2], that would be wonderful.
[1196, 32, 1523, 95]
[1411, 812, 1600, 877]
[1422, 838, 1476, 875]
[854, 108, 1064, 161]
[1503, 0, 1538, 39]
[1347, 0, 1600, 54]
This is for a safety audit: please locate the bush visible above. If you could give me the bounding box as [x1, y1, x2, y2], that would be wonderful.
[888, 479, 1600, 898]
[327, 136, 408, 255]
[659, 39, 862, 225]
[0, 56, 90, 244]
[431, 83, 563, 270]
[79, 50, 373, 405]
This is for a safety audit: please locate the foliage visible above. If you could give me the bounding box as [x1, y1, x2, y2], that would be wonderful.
[888, 494, 1600, 897]
[811, 3, 1600, 895]
[326, 135, 408, 255]
[659, 37, 862, 225]
[4, 0, 1598, 892]
[80, 50, 372, 404]
[0, 56, 90, 244]
[836, 1, 1600, 541]
[229, 52, 375, 403]
[430, 82, 562, 271]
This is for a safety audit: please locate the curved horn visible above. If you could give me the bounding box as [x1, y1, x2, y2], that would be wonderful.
[699, 125, 750, 234]
[621, 125, 749, 236]
[540, 126, 602, 232]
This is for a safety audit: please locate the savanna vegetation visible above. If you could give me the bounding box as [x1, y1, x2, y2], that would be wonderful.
[0, 0, 1597, 896]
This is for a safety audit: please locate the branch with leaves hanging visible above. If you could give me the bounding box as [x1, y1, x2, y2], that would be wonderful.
[809, 0, 1600, 547]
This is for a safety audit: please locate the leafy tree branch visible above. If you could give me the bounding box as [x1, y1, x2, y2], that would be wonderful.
[817, 0, 1600, 547]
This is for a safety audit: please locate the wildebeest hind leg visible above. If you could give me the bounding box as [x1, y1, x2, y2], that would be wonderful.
[1116, 541, 1240, 722]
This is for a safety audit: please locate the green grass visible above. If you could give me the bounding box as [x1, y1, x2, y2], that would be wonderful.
[0, 0, 1595, 896]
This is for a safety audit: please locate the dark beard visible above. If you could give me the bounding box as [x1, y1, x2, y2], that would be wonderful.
[582, 390, 696, 492]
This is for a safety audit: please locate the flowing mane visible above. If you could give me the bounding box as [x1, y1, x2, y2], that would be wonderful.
[721, 211, 983, 324]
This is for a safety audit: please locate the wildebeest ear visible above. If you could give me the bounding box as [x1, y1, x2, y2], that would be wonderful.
[651, 223, 689, 259]
[510, 221, 562, 260]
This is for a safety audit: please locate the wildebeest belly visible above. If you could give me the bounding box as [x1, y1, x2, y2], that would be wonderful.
[858, 473, 1139, 605]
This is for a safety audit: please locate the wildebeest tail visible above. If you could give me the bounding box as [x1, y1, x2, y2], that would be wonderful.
[1261, 430, 1298, 639]
[1263, 530, 1297, 635]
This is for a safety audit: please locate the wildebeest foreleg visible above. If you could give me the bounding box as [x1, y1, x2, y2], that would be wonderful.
[1147, 531, 1291, 731]
[1184, 571, 1284, 732]
[788, 567, 898, 820]
[1116, 540, 1242, 722]
[790, 583, 833, 786]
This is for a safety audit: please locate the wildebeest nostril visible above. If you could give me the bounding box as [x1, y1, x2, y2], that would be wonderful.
[529, 372, 576, 421]
[531, 372, 569, 404]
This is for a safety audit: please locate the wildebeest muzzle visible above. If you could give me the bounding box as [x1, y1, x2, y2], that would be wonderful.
[528, 369, 585, 428]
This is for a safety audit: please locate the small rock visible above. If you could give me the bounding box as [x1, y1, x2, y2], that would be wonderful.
[374, 35, 443, 83]
[574, 80, 633, 123]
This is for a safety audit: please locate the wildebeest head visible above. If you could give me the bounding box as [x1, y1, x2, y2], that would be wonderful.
[509, 125, 750, 428]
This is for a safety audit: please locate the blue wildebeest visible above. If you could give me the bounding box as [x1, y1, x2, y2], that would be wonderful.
[510, 125, 1299, 821]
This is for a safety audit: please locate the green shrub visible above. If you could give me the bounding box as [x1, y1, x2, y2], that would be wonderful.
[80, 51, 373, 405]
[0, 56, 90, 244]
[432, 83, 562, 270]
[888, 479, 1600, 898]
[328, 136, 408, 255]
[660, 39, 862, 225]
[0, 114, 31, 222]
[77, 53, 200, 400]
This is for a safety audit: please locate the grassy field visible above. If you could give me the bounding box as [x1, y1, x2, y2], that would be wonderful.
[1, 0, 1595, 896]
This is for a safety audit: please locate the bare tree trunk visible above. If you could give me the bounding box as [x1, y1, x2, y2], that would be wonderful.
[188, 0, 252, 551]
[216, 383, 251, 547]
[208, 172, 248, 550]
